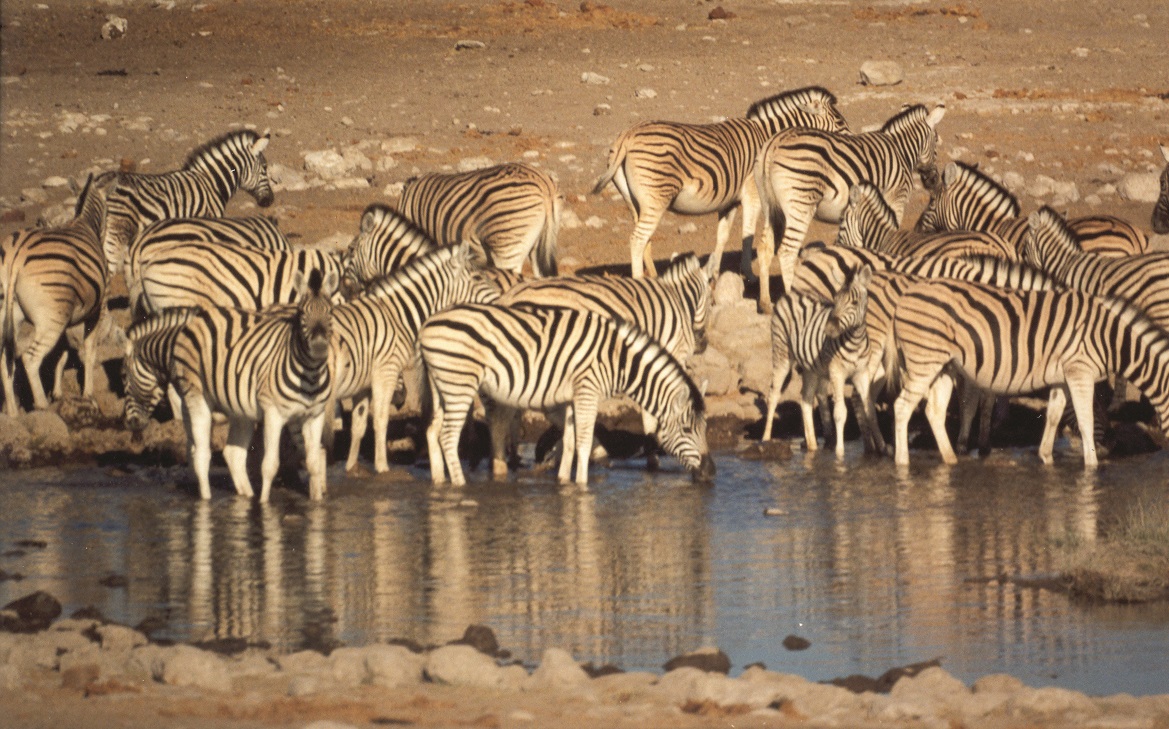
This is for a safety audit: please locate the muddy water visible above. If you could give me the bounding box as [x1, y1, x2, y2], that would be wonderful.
[1, 445, 1167, 696]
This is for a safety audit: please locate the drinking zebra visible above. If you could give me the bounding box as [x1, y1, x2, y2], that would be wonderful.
[418, 304, 715, 487]
[122, 306, 198, 435]
[890, 279, 1169, 467]
[754, 102, 946, 310]
[2, 172, 119, 416]
[124, 269, 337, 501]
[591, 86, 850, 279]
[103, 128, 275, 279]
[837, 183, 1017, 260]
[917, 161, 1148, 257]
[342, 203, 439, 290]
[1154, 144, 1169, 235]
[398, 163, 560, 277]
[330, 244, 498, 473]
[762, 264, 873, 458]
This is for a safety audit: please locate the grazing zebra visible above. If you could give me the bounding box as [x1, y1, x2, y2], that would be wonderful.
[130, 239, 344, 316]
[917, 161, 1149, 257]
[2, 172, 119, 416]
[122, 306, 199, 434]
[399, 163, 560, 277]
[591, 86, 850, 279]
[754, 103, 946, 310]
[762, 264, 873, 458]
[130, 269, 337, 501]
[342, 203, 439, 289]
[103, 128, 275, 278]
[890, 279, 1169, 467]
[837, 183, 1017, 260]
[330, 244, 498, 473]
[1155, 144, 1169, 235]
[418, 304, 715, 487]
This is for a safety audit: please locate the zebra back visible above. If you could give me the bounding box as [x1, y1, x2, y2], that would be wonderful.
[123, 307, 199, 431]
[1156, 144, 1169, 235]
[133, 240, 344, 315]
[103, 128, 275, 277]
[343, 203, 439, 288]
[399, 162, 560, 276]
[744, 85, 850, 136]
[130, 215, 290, 265]
[496, 252, 711, 361]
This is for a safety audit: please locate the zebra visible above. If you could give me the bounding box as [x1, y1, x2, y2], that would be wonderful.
[103, 128, 275, 279]
[837, 182, 1017, 260]
[761, 264, 873, 458]
[122, 306, 199, 435]
[129, 215, 290, 270]
[329, 244, 499, 473]
[917, 161, 1149, 257]
[125, 269, 337, 501]
[418, 303, 716, 487]
[591, 86, 850, 279]
[398, 162, 560, 277]
[753, 102, 947, 311]
[129, 239, 344, 317]
[1155, 144, 1169, 235]
[2, 172, 119, 416]
[341, 203, 439, 290]
[890, 279, 1169, 467]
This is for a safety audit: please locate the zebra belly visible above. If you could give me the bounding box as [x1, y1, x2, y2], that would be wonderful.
[670, 185, 738, 216]
[479, 370, 579, 412]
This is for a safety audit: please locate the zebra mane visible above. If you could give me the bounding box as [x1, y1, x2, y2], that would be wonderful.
[880, 104, 930, 134]
[947, 161, 1021, 217]
[745, 85, 837, 121]
[614, 319, 705, 415]
[1027, 206, 1078, 251]
[659, 252, 701, 283]
[182, 128, 261, 170]
[361, 203, 436, 247]
[849, 182, 897, 229]
[363, 243, 469, 299]
[126, 307, 199, 342]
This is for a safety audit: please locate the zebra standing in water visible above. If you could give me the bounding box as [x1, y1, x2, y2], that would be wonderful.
[592, 87, 849, 279]
[103, 128, 275, 279]
[2, 173, 119, 416]
[1154, 144, 1169, 235]
[122, 306, 199, 435]
[418, 304, 715, 487]
[837, 183, 1017, 260]
[125, 269, 337, 501]
[917, 161, 1149, 257]
[762, 264, 873, 458]
[890, 279, 1169, 467]
[398, 163, 560, 277]
[753, 103, 946, 311]
[329, 245, 498, 474]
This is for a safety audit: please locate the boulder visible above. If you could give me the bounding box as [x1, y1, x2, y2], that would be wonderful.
[159, 645, 232, 692]
[1, 591, 62, 632]
[859, 60, 904, 86]
[96, 624, 147, 653]
[364, 644, 424, 688]
[525, 648, 590, 690]
[1118, 172, 1161, 203]
[712, 271, 744, 306]
[424, 644, 503, 688]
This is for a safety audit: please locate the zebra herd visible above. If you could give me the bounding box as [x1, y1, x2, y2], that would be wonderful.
[2, 85, 1169, 499]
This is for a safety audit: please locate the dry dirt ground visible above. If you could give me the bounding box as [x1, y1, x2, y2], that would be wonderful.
[2, 0, 1169, 726]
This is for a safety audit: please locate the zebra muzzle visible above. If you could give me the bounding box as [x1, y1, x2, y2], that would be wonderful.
[691, 453, 716, 482]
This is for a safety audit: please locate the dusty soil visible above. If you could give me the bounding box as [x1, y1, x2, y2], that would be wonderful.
[3, 0, 1169, 726]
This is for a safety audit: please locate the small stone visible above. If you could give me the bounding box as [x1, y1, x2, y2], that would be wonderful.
[859, 60, 904, 86]
[456, 156, 494, 172]
[581, 71, 610, 85]
[41, 176, 70, 189]
[160, 645, 232, 692]
[663, 646, 731, 674]
[100, 15, 127, 40]
[383, 181, 405, 198]
[287, 675, 320, 696]
[425, 644, 503, 688]
[454, 39, 486, 50]
[584, 215, 605, 229]
[381, 137, 418, 154]
[1117, 172, 1161, 203]
[1, 591, 62, 632]
[21, 187, 48, 205]
[678, 221, 698, 234]
[763, 506, 787, 516]
[303, 149, 351, 181]
[560, 208, 582, 230]
[634, 87, 657, 99]
[592, 103, 612, 116]
[782, 635, 811, 651]
[525, 648, 591, 690]
[707, 6, 736, 20]
[340, 116, 354, 126]
[1001, 171, 1025, 191]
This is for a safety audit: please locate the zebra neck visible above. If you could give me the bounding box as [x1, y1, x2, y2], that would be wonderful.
[186, 157, 239, 205]
[1101, 303, 1169, 427]
[1041, 243, 1094, 283]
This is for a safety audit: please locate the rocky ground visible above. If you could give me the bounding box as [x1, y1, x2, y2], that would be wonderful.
[3, 0, 1169, 725]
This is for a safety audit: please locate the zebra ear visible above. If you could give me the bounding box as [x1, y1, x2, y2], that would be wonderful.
[1161, 144, 1169, 163]
[321, 270, 340, 298]
[854, 264, 873, 289]
[926, 104, 946, 128]
[943, 162, 961, 186]
[251, 129, 271, 156]
[848, 184, 865, 205]
[360, 208, 377, 233]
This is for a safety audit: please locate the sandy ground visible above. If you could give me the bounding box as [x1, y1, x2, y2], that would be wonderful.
[3, 0, 1169, 726]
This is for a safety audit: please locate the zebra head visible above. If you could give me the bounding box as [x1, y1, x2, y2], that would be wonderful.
[187, 128, 275, 208]
[122, 352, 166, 434]
[837, 183, 897, 250]
[343, 203, 438, 291]
[292, 268, 338, 361]
[883, 103, 946, 192]
[1022, 207, 1079, 273]
[656, 379, 716, 482]
[917, 161, 1020, 235]
[1154, 144, 1169, 235]
[826, 264, 872, 339]
[121, 308, 197, 433]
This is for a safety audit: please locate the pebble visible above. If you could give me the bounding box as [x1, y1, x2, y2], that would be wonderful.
[592, 103, 612, 116]
[859, 59, 903, 86]
[677, 222, 698, 234]
[454, 39, 486, 50]
[581, 72, 610, 85]
[584, 215, 605, 229]
[1117, 172, 1161, 203]
[634, 88, 657, 99]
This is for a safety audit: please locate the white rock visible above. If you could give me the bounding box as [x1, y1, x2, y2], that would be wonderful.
[101, 15, 127, 40]
[1026, 174, 1058, 198]
[708, 300, 769, 352]
[96, 624, 147, 653]
[277, 649, 329, 675]
[305, 721, 361, 729]
[584, 215, 605, 229]
[425, 644, 503, 688]
[712, 271, 744, 306]
[560, 207, 583, 230]
[21, 187, 48, 204]
[41, 176, 70, 189]
[739, 349, 773, 396]
[159, 645, 232, 692]
[454, 39, 486, 50]
[1008, 685, 1101, 719]
[1001, 171, 1026, 192]
[525, 648, 590, 691]
[287, 675, 322, 696]
[341, 146, 373, 172]
[859, 60, 903, 86]
[228, 651, 277, 677]
[303, 149, 352, 181]
[635, 88, 658, 99]
[268, 163, 309, 192]
[456, 156, 495, 172]
[1117, 172, 1161, 203]
[890, 667, 970, 712]
[312, 232, 352, 252]
[677, 221, 698, 234]
[376, 155, 398, 172]
[328, 647, 370, 687]
[581, 72, 611, 85]
[689, 346, 738, 398]
[364, 644, 424, 688]
[383, 181, 405, 198]
[37, 203, 74, 228]
[0, 664, 20, 690]
[381, 137, 419, 154]
[330, 177, 370, 190]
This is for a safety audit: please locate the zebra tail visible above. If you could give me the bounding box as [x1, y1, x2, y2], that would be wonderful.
[1, 250, 17, 381]
[534, 195, 561, 277]
[882, 328, 901, 395]
[591, 133, 628, 195]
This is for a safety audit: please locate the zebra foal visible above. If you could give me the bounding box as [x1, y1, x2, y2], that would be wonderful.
[418, 304, 715, 487]
[399, 163, 560, 277]
[103, 128, 275, 279]
[753, 102, 946, 311]
[592, 86, 850, 279]
[2, 172, 119, 416]
[762, 264, 873, 458]
[890, 280, 1169, 467]
[124, 269, 337, 501]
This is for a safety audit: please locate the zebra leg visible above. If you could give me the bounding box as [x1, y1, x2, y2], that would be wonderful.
[302, 412, 328, 500]
[629, 204, 667, 279]
[853, 367, 887, 456]
[438, 391, 474, 488]
[557, 404, 576, 484]
[775, 197, 818, 294]
[259, 409, 289, 503]
[1038, 386, 1068, 465]
[1, 341, 19, 417]
[425, 380, 448, 484]
[223, 418, 257, 500]
[1066, 371, 1099, 468]
[79, 304, 109, 401]
[799, 373, 820, 452]
[708, 205, 738, 281]
[924, 375, 958, 465]
[738, 178, 760, 281]
[487, 403, 517, 480]
[894, 382, 930, 466]
[976, 392, 995, 457]
[185, 395, 215, 500]
[831, 372, 848, 460]
[955, 381, 978, 455]
[345, 397, 369, 472]
[572, 400, 600, 487]
[371, 371, 401, 474]
[19, 326, 60, 411]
